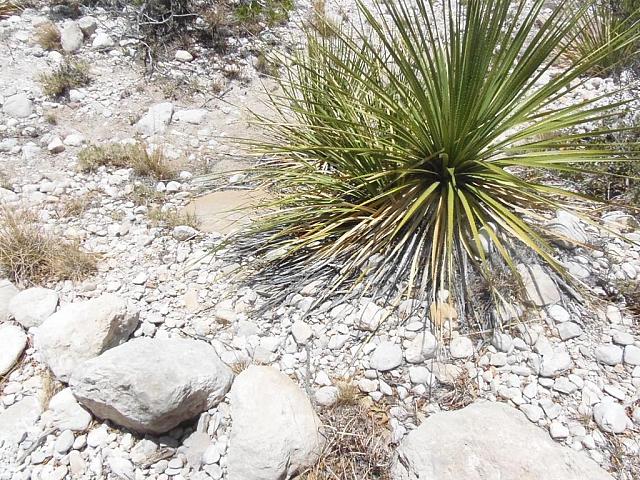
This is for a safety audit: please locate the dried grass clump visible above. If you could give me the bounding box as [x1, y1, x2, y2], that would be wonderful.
[303, 400, 392, 480]
[78, 143, 175, 180]
[57, 192, 97, 217]
[0, 209, 97, 285]
[0, 0, 20, 19]
[148, 207, 200, 229]
[34, 21, 61, 51]
[39, 59, 91, 99]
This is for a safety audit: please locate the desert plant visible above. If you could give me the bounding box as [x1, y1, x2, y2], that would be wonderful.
[0, 209, 97, 284]
[217, 0, 640, 330]
[39, 59, 91, 99]
[0, 0, 20, 19]
[563, 0, 640, 74]
[34, 21, 61, 51]
[78, 143, 175, 180]
[148, 207, 200, 229]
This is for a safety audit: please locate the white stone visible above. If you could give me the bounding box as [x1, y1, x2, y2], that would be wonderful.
[546, 210, 588, 249]
[595, 345, 623, 366]
[135, 102, 174, 136]
[556, 322, 582, 341]
[8, 287, 59, 328]
[394, 402, 613, 480]
[34, 293, 139, 381]
[355, 301, 390, 331]
[369, 341, 403, 371]
[47, 136, 65, 154]
[315, 386, 338, 407]
[0, 324, 27, 375]
[405, 332, 437, 363]
[63, 133, 85, 146]
[0, 396, 42, 446]
[291, 320, 312, 345]
[409, 366, 435, 385]
[108, 457, 134, 479]
[173, 109, 208, 124]
[175, 50, 194, 62]
[519, 404, 542, 422]
[548, 304, 570, 323]
[227, 366, 324, 480]
[549, 421, 569, 439]
[92, 32, 115, 50]
[611, 330, 634, 346]
[517, 264, 561, 306]
[0, 279, 19, 321]
[48, 388, 92, 431]
[624, 345, 640, 365]
[593, 401, 631, 434]
[60, 20, 84, 52]
[2, 93, 32, 118]
[539, 348, 573, 377]
[70, 337, 233, 434]
[173, 225, 198, 241]
[450, 336, 473, 359]
[77, 16, 97, 36]
[54, 430, 75, 453]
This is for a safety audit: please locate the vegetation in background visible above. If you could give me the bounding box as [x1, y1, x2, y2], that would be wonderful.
[0, 0, 20, 19]
[34, 21, 61, 51]
[78, 143, 175, 180]
[148, 207, 200, 229]
[39, 59, 91, 99]
[216, 0, 640, 332]
[563, 0, 640, 74]
[0, 209, 97, 285]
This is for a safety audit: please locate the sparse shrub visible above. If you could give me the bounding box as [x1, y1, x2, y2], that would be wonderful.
[255, 51, 280, 77]
[34, 21, 61, 51]
[220, 0, 640, 331]
[78, 143, 175, 180]
[128, 183, 164, 206]
[44, 111, 58, 125]
[148, 207, 200, 229]
[302, 399, 392, 479]
[39, 59, 91, 99]
[0, 209, 97, 285]
[57, 192, 97, 217]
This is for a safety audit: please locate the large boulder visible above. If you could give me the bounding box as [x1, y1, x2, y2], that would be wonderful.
[517, 264, 561, 306]
[227, 366, 324, 480]
[0, 324, 27, 375]
[8, 287, 59, 329]
[393, 401, 613, 480]
[70, 337, 233, 434]
[33, 294, 138, 382]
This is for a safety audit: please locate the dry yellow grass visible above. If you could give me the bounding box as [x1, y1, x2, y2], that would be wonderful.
[39, 59, 91, 99]
[148, 207, 200, 229]
[0, 209, 97, 285]
[34, 21, 61, 51]
[78, 143, 175, 180]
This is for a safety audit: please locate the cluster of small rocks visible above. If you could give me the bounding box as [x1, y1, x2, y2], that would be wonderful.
[1, 1, 640, 480]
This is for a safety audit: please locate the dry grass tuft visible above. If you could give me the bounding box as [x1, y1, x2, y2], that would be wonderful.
[148, 207, 200, 229]
[303, 400, 392, 480]
[128, 183, 164, 206]
[0, 208, 97, 285]
[39, 367, 62, 410]
[438, 370, 478, 410]
[78, 143, 175, 180]
[335, 379, 360, 406]
[34, 21, 61, 51]
[39, 59, 91, 99]
[57, 192, 97, 218]
[0, 0, 20, 19]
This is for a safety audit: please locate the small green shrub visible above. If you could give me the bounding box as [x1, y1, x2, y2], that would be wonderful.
[78, 143, 175, 180]
[39, 60, 91, 99]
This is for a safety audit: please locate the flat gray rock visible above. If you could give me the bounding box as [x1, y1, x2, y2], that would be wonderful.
[34, 294, 138, 382]
[517, 264, 561, 306]
[394, 402, 614, 480]
[2, 93, 32, 118]
[70, 337, 233, 434]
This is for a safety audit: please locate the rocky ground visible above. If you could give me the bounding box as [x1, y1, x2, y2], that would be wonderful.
[0, 2, 639, 480]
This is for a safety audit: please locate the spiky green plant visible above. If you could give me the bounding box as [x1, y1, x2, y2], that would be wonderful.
[220, 0, 640, 329]
[563, 0, 640, 74]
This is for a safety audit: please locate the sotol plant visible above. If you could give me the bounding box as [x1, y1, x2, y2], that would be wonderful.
[223, 0, 640, 329]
